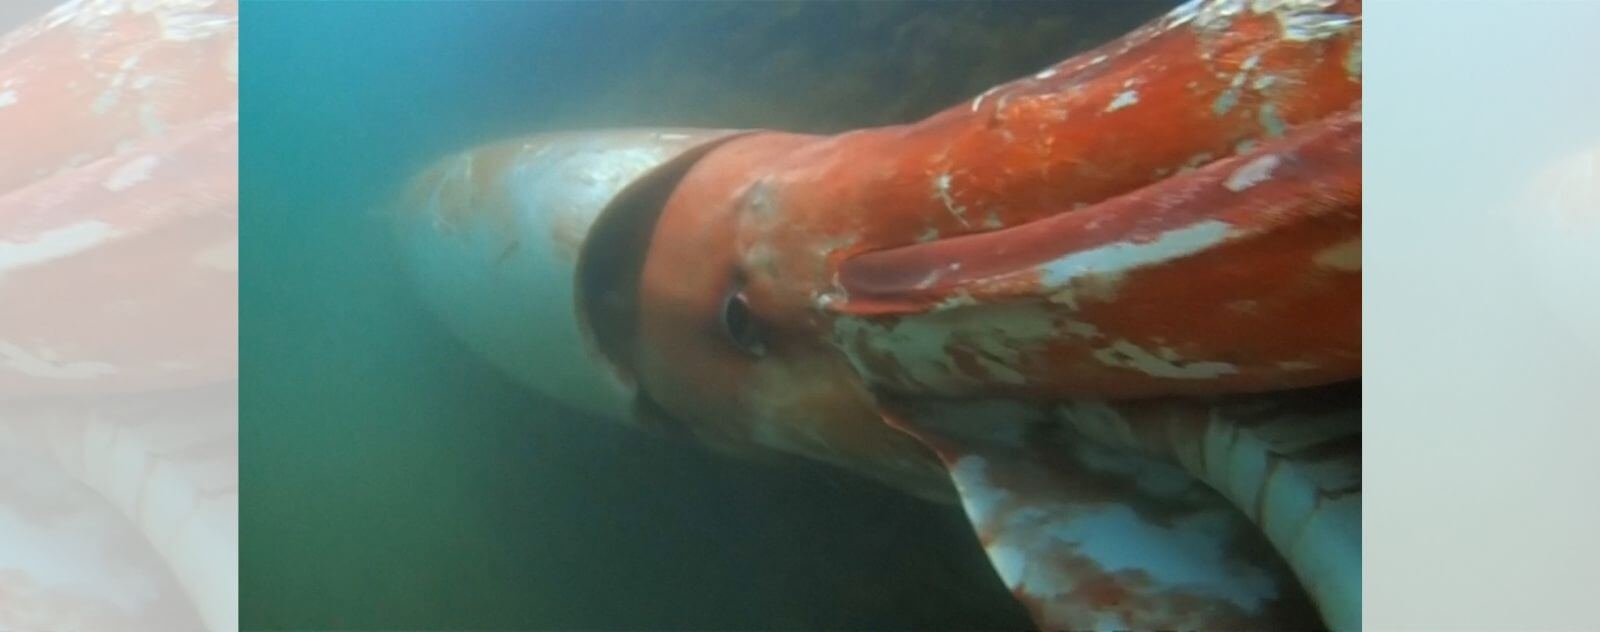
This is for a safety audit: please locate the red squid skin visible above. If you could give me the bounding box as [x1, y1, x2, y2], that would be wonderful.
[381, 1, 1365, 629]
[603, 3, 1361, 628]
[618, 0, 1361, 454]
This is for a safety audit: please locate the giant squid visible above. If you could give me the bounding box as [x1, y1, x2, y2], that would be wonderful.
[0, 0, 1362, 629]
[392, 0, 1362, 629]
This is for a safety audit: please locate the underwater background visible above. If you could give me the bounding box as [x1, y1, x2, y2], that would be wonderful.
[240, 1, 1169, 629]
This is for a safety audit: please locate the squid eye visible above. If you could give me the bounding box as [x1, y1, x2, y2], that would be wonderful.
[719, 288, 765, 357]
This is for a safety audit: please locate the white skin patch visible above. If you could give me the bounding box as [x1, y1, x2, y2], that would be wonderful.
[908, 261, 962, 289]
[1224, 154, 1282, 192]
[835, 315, 966, 390]
[835, 304, 1060, 391]
[104, 155, 162, 192]
[1033, 67, 1058, 80]
[1277, 10, 1357, 42]
[962, 308, 1058, 385]
[1193, 0, 1248, 32]
[1163, 0, 1205, 29]
[932, 172, 971, 226]
[953, 446, 1277, 616]
[970, 86, 999, 113]
[1093, 339, 1239, 379]
[158, 11, 235, 42]
[0, 341, 117, 379]
[950, 456, 1006, 513]
[0, 221, 117, 275]
[931, 290, 978, 312]
[1052, 505, 1276, 611]
[1105, 89, 1140, 113]
[985, 542, 1032, 590]
[1038, 220, 1234, 287]
[0, 89, 17, 108]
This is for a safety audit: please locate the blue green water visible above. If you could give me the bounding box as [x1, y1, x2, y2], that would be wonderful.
[240, 2, 1165, 628]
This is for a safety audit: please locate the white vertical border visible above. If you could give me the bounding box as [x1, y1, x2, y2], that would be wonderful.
[1366, 1, 1600, 628]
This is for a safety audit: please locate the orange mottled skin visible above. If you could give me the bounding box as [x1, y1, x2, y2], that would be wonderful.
[631, 0, 1360, 457]
[624, 2, 1362, 628]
